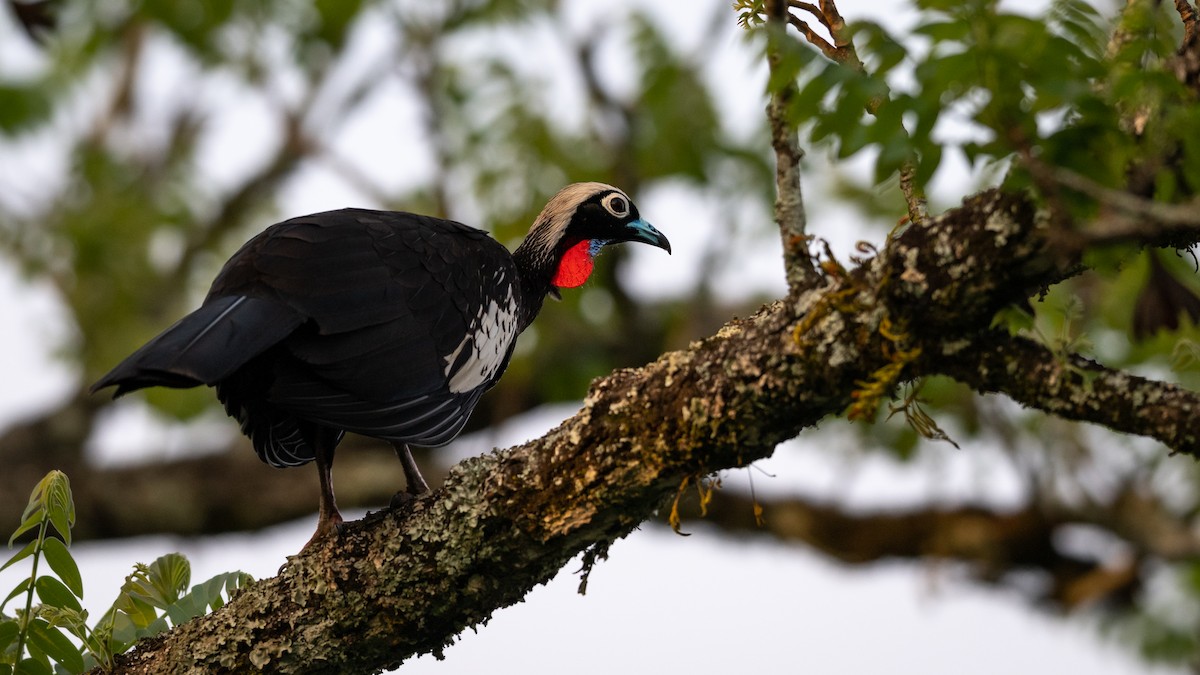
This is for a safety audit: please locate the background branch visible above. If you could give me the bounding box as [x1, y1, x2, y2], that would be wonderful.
[1027, 159, 1200, 253]
[684, 488, 1188, 611]
[929, 333, 1200, 457]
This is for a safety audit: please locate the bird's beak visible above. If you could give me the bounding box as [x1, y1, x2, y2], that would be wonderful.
[622, 219, 671, 254]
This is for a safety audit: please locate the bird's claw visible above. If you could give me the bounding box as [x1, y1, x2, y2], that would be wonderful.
[301, 513, 345, 551]
[389, 490, 416, 509]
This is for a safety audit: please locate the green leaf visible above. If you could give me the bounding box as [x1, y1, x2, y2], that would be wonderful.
[35, 577, 81, 614]
[2, 578, 32, 613]
[0, 84, 51, 135]
[311, 0, 364, 47]
[141, 0, 236, 57]
[992, 304, 1036, 336]
[139, 554, 190, 609]
[109, 590, 158, 630]
[11, 472, 73, 548]
[853, 22, 907, 75]
[40, 475, 73, 547]
[164, 595, 200, 627]
[104, 553, 193, 637]
[1171, 340, 1200, 372]
[163, 571, 252, 627]
[913, 19, 969, 42]
[8, 513, 43, 548]
[915, 141, 943, 187]
[22, 473, 52, 522]
[33, 606, 88, 638]
[874, 134, 913, 184]
[1, 541, 37, 574]
[24, 621, 83, 675]
[135, 617, 170, 641]
[39, 541, 81, 599]
[13, 658, 51, 675]
[104, 610, 138, 652]
[0, 619, 19, 652]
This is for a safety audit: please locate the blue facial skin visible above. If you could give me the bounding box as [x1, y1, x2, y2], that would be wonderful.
[589, 239, 611, 256]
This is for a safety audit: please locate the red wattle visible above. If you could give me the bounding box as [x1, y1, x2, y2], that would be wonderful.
[552, 239, 594, 288]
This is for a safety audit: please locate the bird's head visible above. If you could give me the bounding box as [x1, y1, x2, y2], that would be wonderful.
[515, 182, 671, 294]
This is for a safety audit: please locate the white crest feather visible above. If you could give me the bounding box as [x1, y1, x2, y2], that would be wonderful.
[524, 182, 624, 252]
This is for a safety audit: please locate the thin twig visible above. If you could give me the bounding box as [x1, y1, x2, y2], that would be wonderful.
[785, 0, 928, 225]
[1176, 0, 1200, 43]
[88, 20, 143, 144]
[897, 162, 929, 228]
[315, 144, 396, 207]
[1025, 158, 1200, 249]
[815, 0, 860, 68]
[171, 110, 310, 288]
[789, 1, 829, 29]
[766, 0, 822, 292]
[1044, 165, 1200, 224]
[787, 14, 836, 56]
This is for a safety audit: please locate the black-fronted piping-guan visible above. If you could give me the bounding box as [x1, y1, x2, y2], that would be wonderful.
[91, 182, 670, 545]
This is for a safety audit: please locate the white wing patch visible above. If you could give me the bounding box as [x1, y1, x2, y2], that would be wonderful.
[445, 277, 519, 394]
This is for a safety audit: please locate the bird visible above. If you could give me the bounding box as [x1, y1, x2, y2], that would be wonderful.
[90, 182, 670, 545]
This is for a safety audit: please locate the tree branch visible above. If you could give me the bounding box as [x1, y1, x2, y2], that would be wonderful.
[1176, 0, 1200, 44]
[927, 333, 1200, 457]
[97, 177, 1200, 672]
[687, 479, 1199, 609]
[1025, 158, 1200, 253]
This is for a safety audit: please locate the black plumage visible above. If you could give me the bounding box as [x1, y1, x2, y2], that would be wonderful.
[91, 182, 670, 544]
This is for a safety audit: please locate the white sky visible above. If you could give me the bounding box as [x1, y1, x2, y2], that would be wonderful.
[0, 0, 1186, 673]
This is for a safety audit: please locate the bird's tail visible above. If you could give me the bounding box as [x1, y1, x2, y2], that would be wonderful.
[90, 295, 303, 397]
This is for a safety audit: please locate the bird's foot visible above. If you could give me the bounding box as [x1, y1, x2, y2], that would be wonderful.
[301, 512, 345, 551]
[389, 490, 417, 510]
[389, 479, 433, 509]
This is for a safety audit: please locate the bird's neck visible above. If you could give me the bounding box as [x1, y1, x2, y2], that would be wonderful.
[511, 236, 559, 330]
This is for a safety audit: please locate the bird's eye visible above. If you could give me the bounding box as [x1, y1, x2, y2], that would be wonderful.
[602, 193, 630, 217]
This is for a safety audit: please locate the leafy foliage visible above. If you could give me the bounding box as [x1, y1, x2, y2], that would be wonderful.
[0, 472, 252, 673]
[762, 0, 1200, 208]
[0, 471, 78, 675]
[89, 555, 252, 667]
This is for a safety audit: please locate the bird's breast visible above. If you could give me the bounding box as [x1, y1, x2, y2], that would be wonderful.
[443, 276, 520, 394]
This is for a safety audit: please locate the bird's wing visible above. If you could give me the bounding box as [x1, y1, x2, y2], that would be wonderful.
[210, 208, 520, 440]
[91, 295, 304, 396]
[259, 366, 484, 447]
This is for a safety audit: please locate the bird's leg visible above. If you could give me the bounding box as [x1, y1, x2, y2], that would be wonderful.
[390, 442, 429, 508]
[306, 428, 343, 547]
